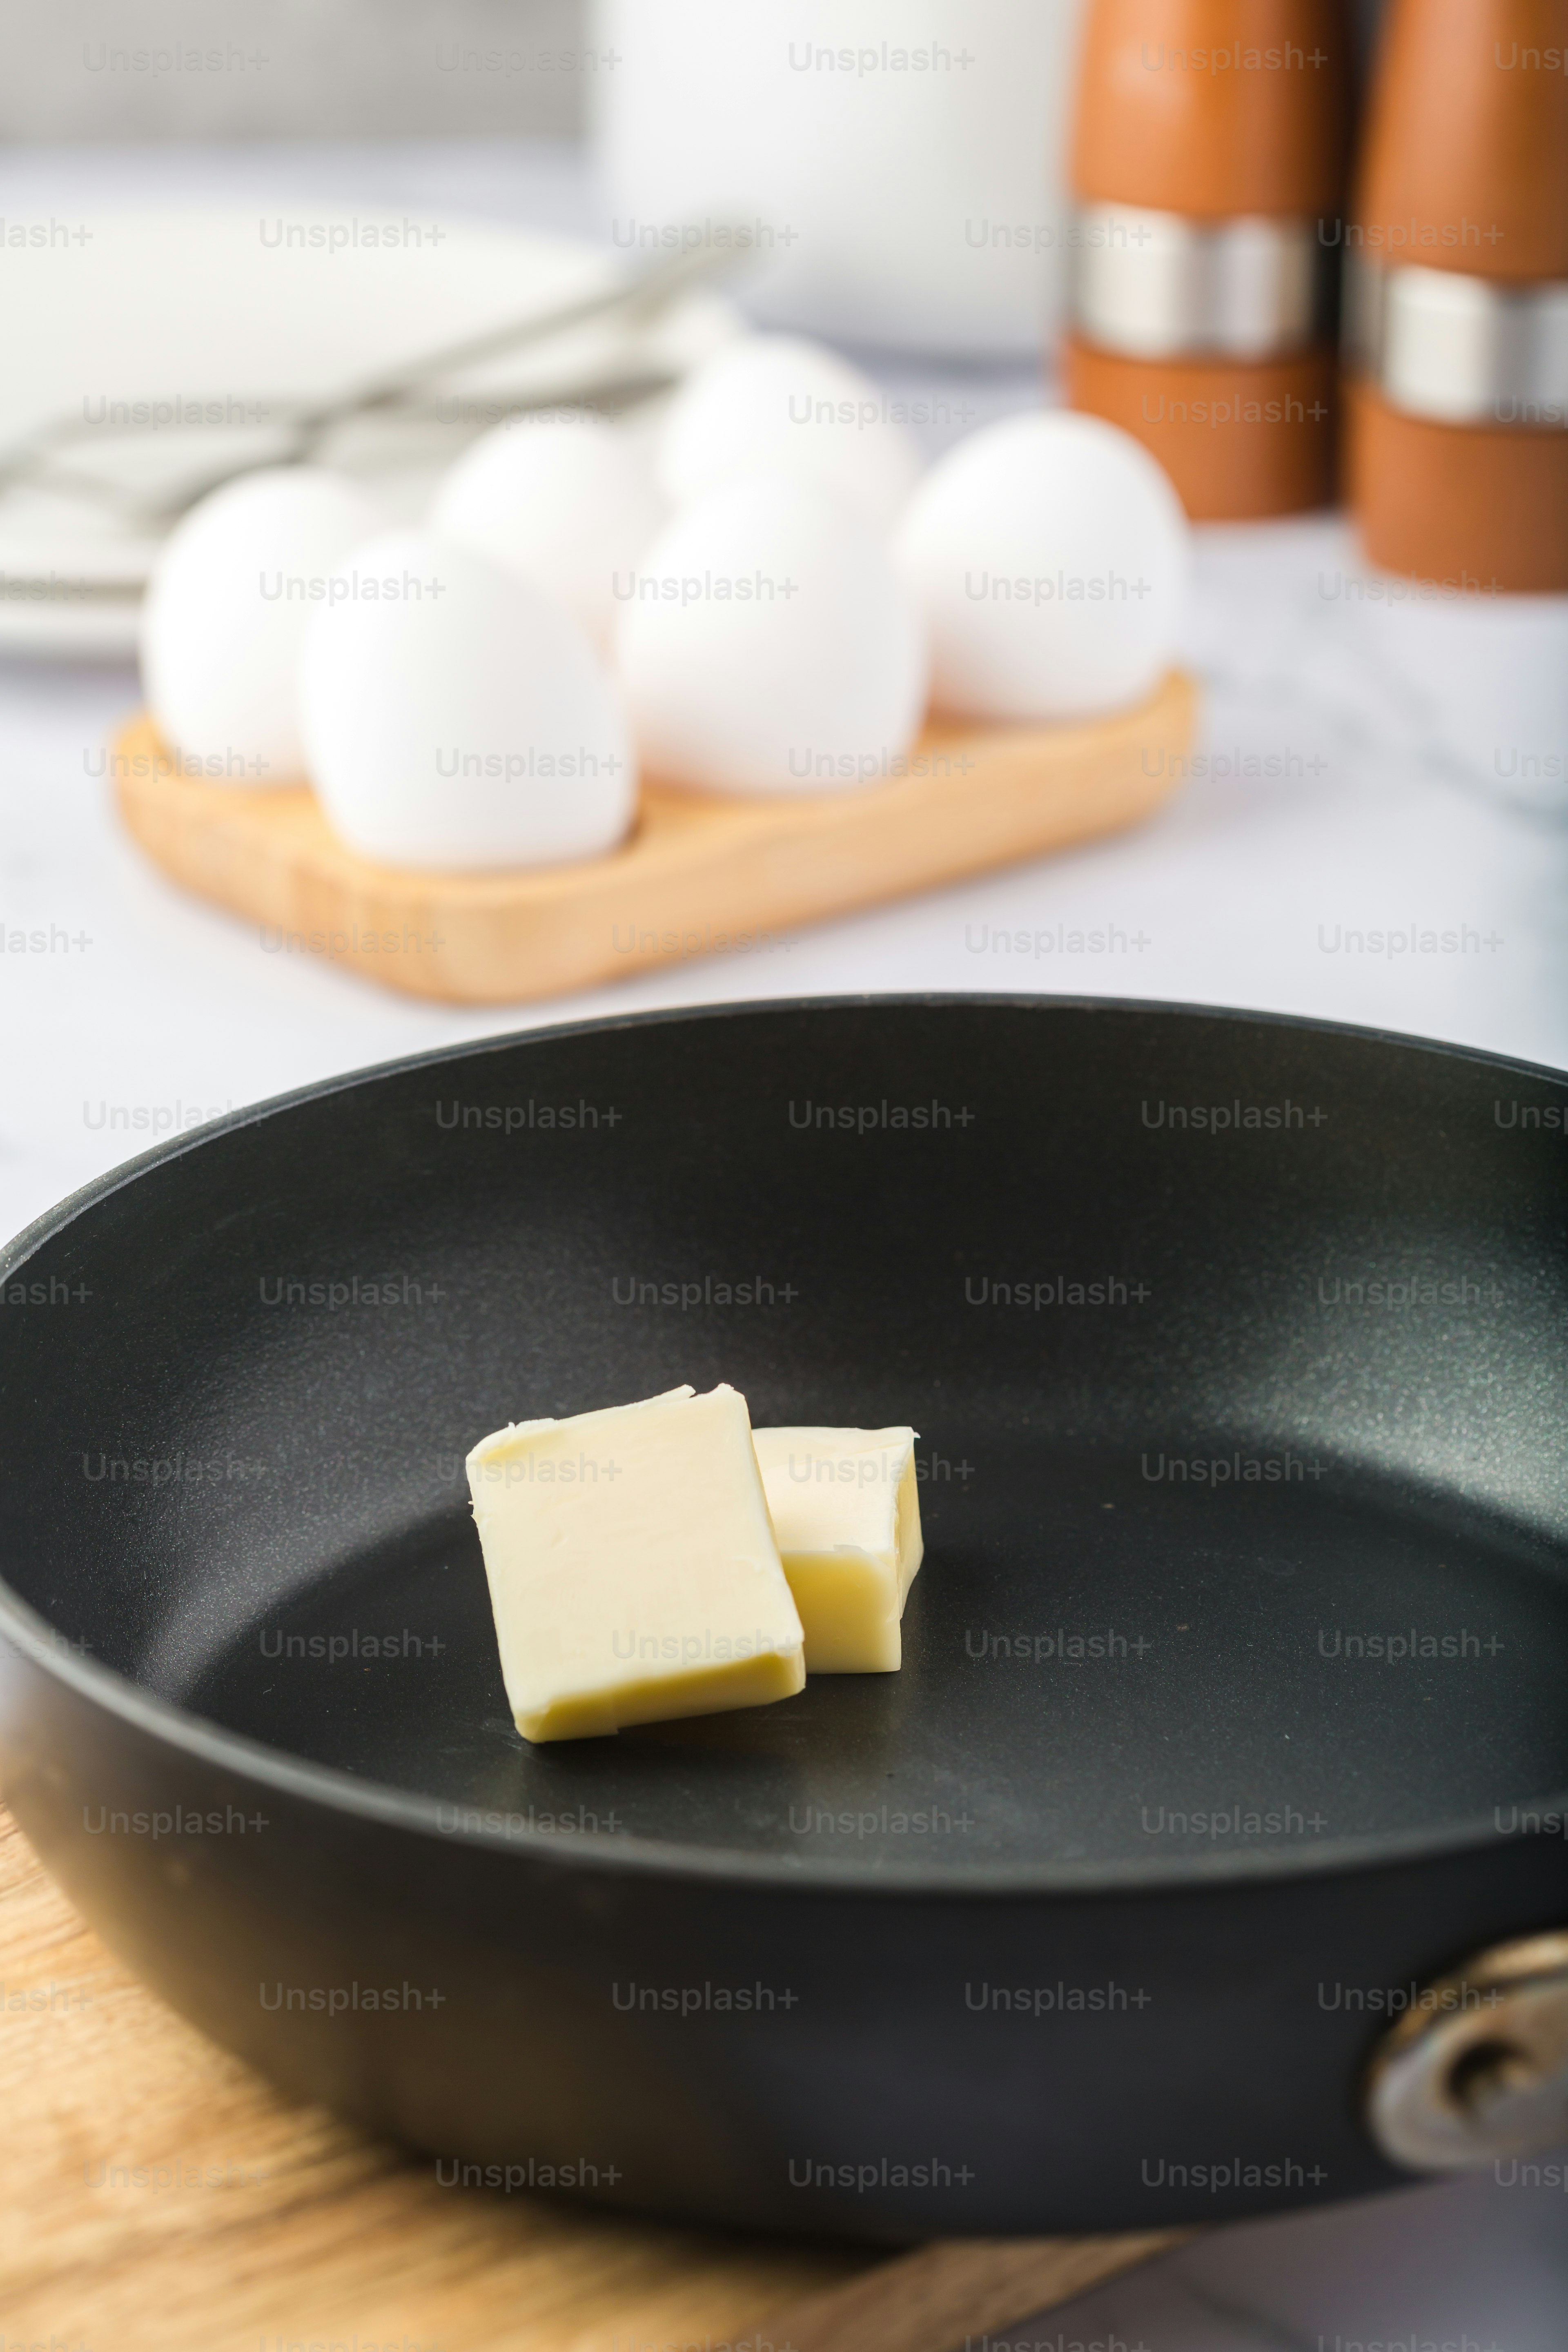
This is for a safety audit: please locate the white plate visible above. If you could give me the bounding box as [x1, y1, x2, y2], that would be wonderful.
[0, 202, 740, 657]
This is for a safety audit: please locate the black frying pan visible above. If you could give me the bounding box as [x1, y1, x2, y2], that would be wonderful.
[1, 997, 1565, 2242]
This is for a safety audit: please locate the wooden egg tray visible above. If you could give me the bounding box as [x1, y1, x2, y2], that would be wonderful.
[111, 671, 1196, 1006]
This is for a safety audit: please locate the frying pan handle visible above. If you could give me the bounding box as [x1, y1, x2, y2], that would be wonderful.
[1366, 1931, 1568, 2170]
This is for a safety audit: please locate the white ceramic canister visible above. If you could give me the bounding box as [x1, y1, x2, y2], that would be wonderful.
[587, 0, 1082, 358]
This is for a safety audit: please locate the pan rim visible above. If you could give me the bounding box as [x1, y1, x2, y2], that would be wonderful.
[3, 990, 1566, 1898]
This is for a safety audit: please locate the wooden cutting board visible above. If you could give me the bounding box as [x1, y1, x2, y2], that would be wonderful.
[109, 671, 1197, 1006]
[0, 1806, 1180, 2352]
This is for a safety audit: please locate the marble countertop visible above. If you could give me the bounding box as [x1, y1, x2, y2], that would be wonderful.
[1, 136, 1565, 2352]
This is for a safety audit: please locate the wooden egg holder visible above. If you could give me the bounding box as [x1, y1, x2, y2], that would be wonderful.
[111, 671, 1197, 1006]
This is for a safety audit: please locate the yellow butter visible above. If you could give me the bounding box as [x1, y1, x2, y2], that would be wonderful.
[467, 1384, 805, 1742]
[751, 1426, 924, 1673]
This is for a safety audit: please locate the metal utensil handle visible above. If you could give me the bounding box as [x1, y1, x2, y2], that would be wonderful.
[0, 222, 745, 518]
[295, 230, 742, 433]
[135, 365, 683, 526]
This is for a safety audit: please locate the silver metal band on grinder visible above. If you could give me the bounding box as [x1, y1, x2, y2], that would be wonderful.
[1343, 254, 1568, 429]
[1068, 203, 1331, 361]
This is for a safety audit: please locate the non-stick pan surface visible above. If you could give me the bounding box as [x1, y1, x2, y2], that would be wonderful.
[0, 998, 1565, 2238]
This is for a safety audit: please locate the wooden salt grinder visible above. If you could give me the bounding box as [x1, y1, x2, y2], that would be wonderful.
[1065, 0, 1349, 517]
[1345, 0, 1568, 590]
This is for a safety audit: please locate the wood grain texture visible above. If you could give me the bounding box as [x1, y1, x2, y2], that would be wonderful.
[756, 2233, 1186, 2352]
[0, 1806, 1178, 2352]
[109, 675, 1197, 1007]
[0, 1813, 859, 2352]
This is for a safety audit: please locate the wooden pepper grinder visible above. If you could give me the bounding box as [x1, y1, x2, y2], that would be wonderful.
[1064, 0, 1349, 518]
[1345, 0, 1568, 590]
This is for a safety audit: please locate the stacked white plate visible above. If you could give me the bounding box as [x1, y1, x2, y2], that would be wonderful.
[0, 201, 739, 657]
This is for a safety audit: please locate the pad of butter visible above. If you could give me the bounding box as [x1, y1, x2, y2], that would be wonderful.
[750, 1427, 924, 1673]
[467, 1384, 805, 1742]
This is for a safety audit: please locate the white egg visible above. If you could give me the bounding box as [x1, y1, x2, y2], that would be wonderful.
[140, 468, 383, 781]
[895, 413, 1190, 722]
[298, 530, 635, 869]
[430, 416, 665, 655]
[657, 336, 924, 533]
[615, 474, 929, 796]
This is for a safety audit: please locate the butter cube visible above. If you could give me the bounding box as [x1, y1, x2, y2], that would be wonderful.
[751, 1426, 924, 1672]
[468, 1384, 805, 1742]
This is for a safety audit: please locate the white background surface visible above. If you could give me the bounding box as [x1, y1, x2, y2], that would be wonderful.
[1, 138, 1566, 2350]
